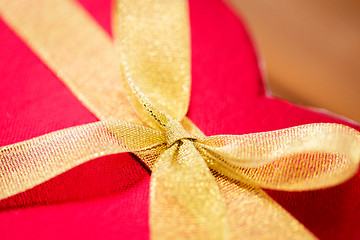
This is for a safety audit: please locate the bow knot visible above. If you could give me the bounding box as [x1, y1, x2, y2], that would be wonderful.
[165, 119, 196, 147]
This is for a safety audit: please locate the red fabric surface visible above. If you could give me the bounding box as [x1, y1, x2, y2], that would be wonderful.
[0, 0, 359, 239]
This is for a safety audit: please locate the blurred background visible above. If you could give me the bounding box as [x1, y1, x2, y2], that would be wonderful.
[226, 0, 360, 123]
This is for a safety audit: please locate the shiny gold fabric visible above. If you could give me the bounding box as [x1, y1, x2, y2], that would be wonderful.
[0, 121, 164, 199]
[0, 0, 360, 239]
[0, 0, 141, 124]
[114, 0, 191, 128]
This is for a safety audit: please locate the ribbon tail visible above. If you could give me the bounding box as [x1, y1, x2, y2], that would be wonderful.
[0, 120, 165, 200]
[197, 123, 360, 191]
[150, 140, 229, 240]
[213, 173, 317, 239]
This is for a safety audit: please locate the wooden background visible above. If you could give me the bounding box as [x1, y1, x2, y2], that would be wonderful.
[226, 0, 360, 123]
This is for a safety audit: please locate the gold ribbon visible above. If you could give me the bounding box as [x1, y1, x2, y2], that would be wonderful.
[1, 0, 360, 239]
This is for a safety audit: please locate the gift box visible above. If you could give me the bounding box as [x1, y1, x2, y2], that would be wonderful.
[0, 0, 359, 239]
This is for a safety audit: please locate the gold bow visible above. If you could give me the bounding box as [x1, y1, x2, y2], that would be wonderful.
[1, 0, 360, 239]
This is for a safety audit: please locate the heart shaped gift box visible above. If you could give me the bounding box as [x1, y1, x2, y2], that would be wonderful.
[0, 0, 359, 239]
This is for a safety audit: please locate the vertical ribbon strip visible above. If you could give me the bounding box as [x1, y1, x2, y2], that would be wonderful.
[0, 0, 360, 239]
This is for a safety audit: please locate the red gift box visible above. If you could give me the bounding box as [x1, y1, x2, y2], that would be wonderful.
[0, 0, 359, 239]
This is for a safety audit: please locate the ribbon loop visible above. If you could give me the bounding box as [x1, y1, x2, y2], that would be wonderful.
[196, 123, 360, 191]
[114, 0, 191, 124]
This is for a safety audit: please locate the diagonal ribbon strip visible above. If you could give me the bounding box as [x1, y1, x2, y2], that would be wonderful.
[0, 0, 360, 239]
[0, 121, 165, 199]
